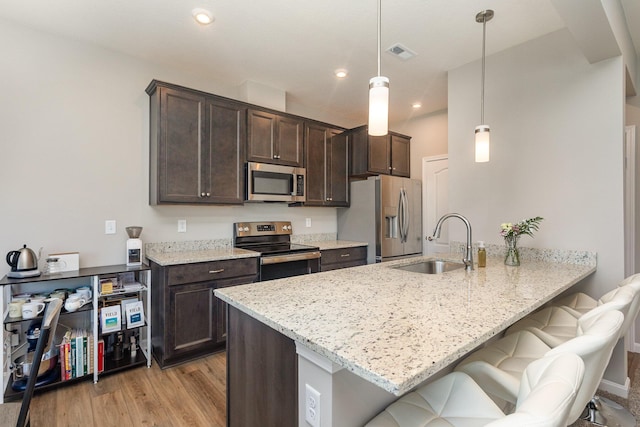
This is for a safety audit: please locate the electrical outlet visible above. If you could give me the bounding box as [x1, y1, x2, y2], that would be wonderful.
[178, 219, 187, 233]
[305, 384, 321, 427]
[105, 220, 116, 235]
[305, 218, 312, 228]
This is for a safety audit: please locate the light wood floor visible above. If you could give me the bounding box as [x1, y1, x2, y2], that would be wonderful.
[28, 351, 640, 426]
[30, 352, 227, 427]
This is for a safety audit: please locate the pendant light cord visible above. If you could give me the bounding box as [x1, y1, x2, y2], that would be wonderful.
[481, 15, 486, 125]
[377, 0, 381, 77]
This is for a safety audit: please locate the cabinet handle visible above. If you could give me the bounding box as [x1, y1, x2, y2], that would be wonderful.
[206, 192, 211, 197]
[209, 269, 225, 274]
[340, 253, 350, 257]
[200, 192, 206, 197]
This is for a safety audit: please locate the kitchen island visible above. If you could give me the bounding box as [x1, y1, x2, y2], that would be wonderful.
[215, 250, 596, 427]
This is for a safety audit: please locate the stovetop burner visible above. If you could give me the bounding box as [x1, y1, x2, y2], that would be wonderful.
[240, 242, 319, 256]
[233, 221, 319, 255]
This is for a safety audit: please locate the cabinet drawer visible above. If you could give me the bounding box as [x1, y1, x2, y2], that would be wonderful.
[167, 258, 258, 285]
[321, 246, 367, 265]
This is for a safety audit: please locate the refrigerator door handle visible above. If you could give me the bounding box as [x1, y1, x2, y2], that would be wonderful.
[398, 190, 406, 243]
[401, 188, 410, 243]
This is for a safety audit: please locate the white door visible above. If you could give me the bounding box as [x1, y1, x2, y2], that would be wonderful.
[423, 156, 449, 255]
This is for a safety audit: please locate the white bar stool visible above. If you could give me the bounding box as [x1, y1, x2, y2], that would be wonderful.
[505, 285, 635, 347]
[365, 352, 585, 427]
[455, 310, 623, 425]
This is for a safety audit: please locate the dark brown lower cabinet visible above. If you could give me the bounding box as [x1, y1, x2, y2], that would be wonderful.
[227, 306, 297, 427]
[150, 257, 259, 368]
[321, 246, 368, 271]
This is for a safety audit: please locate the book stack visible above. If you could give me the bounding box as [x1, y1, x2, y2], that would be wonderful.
[59, 329, 104, 380]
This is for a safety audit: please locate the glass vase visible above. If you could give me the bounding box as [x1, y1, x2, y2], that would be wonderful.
[504, 236, 520, 266]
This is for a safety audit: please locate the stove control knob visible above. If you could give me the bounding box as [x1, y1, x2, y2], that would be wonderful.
[243, 226, 249, 232]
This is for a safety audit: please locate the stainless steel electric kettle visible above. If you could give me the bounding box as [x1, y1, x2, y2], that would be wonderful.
[6, 244, 41, 278]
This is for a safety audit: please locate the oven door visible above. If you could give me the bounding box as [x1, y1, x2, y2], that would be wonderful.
[260, 251, 320, 281]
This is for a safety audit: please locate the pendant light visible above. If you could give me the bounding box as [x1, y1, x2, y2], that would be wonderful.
[368, 0, 389, 136]
[475, 10, 493, 163]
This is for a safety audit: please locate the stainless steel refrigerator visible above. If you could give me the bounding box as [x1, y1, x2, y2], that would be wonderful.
[337, 175, 422, 263]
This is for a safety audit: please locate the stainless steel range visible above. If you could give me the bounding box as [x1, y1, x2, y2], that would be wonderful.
[233, 221, 320, 281]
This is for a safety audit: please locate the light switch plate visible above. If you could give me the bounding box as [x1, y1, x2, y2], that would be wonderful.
[105, 220, 116, 235]
[178, 219, 187, 233]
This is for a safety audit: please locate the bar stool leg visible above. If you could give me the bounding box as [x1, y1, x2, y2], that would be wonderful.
[583, 395, 636, 427]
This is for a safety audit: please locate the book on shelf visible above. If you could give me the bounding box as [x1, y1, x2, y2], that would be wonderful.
[120, 297, 138, 328]
[101, 305, 122, 333]
[97, 339, 104, 373]
[59, 329, 97, 380]
[125, 301, 145, 329]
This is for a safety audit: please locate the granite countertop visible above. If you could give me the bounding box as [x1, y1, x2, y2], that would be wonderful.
[215, 253, 596, 396]
[315, 240, 368, 250]
[144, 238, 367, 266]
[145, 247, 259, 266]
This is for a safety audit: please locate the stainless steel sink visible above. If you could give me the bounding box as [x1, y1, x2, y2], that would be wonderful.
[393, 259, 465, 274]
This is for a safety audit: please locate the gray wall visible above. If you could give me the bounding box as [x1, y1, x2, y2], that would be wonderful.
[0, 18, 339, 276]
[449, 29, 626, 382]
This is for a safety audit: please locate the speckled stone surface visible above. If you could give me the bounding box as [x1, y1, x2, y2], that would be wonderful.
[291, 233, 338, 244]
[315, 240, 368, 250]
[145, 242, 259, 266]
[144, 236, 366, 266]
[146, 238, 232, 253]
[450, 241, 597, 266]
[216, 253, 596, 396]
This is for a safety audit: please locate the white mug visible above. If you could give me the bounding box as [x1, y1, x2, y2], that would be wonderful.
[64, 296, 87, 312]
[22, 302, 45, 319]
[76, 287, 92, 301]
[8, 301, 25, 318]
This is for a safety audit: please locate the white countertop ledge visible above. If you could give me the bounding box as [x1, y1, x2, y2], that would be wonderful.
[215, 253, 596, 396]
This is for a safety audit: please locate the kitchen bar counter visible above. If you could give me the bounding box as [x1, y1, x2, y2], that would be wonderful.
[216, 252, 596, 396]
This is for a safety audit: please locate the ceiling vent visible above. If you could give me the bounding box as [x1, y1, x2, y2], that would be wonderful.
[386, 43, 417, 60]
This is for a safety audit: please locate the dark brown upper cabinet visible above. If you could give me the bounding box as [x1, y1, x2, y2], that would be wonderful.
[305, 123, 349, 207]
[349, 126, 411, 178]
[247, 109, 304, 167]
[147, 81, 246, 205]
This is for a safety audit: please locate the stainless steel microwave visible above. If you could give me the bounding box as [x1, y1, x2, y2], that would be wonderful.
[245, 162, 306, 202]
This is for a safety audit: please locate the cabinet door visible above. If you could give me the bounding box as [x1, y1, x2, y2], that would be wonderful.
[167, 281, 216, 360]
[247, 109, 276, 163]
[276, 116, 304, 167]
[156, 87, 207, 203]
[327, 130, 349, 206]
[205, 99, 246, 204]
[391, 134, 411, 177]
[304, 124, 329, 205]
[368, 134, 391, 175]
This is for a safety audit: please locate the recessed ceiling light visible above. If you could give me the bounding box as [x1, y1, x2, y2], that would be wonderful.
[192, 8, 214, 25]
[334, 69, 348, 78]
[412, 102, 422, 109]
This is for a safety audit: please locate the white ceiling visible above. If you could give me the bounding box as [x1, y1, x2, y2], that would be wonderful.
[1, 0, 638, 127]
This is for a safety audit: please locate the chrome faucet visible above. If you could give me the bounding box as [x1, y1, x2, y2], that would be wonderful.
[427, 213, 474, 271]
